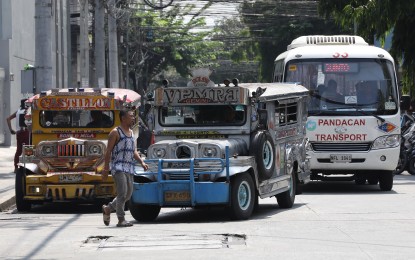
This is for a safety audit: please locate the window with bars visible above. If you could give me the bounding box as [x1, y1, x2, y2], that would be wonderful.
[276, 102, 297, 126]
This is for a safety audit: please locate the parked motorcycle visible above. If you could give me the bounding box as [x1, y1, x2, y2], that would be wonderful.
[394, 113, 415, 175]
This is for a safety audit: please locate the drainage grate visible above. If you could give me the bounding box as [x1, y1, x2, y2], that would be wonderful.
[83, 234, 246, 251]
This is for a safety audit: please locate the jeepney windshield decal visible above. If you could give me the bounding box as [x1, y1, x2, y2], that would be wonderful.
[159, 105, 246, 126]
[39, 110, 114, 128]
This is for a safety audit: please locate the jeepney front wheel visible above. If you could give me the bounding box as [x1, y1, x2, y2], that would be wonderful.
[379, 171, 393, 191]
[276, 168, 296, 208]
[228, 173, 255, 220]
[15, 167, 31, 212]
[129, 202, 161, 222]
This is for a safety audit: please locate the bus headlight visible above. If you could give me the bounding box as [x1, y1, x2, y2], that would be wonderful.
[372, 135, 400, 150]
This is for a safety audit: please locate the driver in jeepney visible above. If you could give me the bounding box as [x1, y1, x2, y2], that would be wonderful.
[87, 110, 113, 128]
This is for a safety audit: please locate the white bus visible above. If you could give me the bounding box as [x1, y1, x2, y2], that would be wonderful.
[273, 35, 400, 191]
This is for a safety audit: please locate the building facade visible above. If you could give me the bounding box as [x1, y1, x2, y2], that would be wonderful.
[0, 0, 71, 146]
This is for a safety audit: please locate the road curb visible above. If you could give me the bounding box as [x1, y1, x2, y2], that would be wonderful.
[0, 196, 15, 212]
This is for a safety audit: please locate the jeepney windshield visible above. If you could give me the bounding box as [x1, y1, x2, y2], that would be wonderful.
[159, 105, 246, 126]
[285, 58, 399, 116]
[39, 110, 114, 128]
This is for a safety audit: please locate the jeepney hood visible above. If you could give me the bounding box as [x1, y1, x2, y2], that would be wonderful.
[147, 138, 248, 159]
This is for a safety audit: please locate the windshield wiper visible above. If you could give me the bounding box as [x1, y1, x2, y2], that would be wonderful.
[353, 106, 385, 122]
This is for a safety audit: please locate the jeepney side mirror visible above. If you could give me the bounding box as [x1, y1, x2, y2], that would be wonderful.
[258, 109, 268, 129]
[400, 95, 411, 111]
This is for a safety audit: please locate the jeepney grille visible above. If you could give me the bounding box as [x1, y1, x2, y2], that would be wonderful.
[48, 160, 97, 169]
[58, 144, 85, 157]
[311, 142, 372, 152]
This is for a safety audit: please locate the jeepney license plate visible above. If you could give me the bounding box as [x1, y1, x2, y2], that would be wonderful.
[164, 191, 191, 202]
[59, 174, 83, 183]
[330, 154, 352, 163]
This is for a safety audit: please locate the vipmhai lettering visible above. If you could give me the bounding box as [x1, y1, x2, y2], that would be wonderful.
[164, 88, 239, 103]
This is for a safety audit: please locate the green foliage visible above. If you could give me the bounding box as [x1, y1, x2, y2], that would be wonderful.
[240, 0, 352, 82]
[318, 0, 415, 92]
[122, 3, 224, 91]
[209, 17, 260, 83]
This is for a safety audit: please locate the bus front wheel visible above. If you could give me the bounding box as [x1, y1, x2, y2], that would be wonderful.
[379, 171, 393, 191]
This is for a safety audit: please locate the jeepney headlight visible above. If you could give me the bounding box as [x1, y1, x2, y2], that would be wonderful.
[203, 147, 218, 157]
[88, 144, 103, 155]
[153, 148, 166, 158]
[41, 145, 56, 157]
[372, 135, 400, 150]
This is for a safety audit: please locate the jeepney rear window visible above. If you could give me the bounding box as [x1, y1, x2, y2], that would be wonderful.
[276, 102, 297, 126]
[39, 110, 114, 128]
[159, 105, 246, 126]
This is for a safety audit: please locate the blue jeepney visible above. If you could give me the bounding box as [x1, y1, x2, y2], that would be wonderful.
[130, 69, 310, 221]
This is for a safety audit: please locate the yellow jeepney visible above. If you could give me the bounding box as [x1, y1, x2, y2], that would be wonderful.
[16, 88, 141, 211]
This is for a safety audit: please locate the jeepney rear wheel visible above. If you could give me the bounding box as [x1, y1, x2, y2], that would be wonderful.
[379, 171, 393, 191]
[250, 131, 275, 181]
[15, 167, 31, 212]
[276, 168, 296, 208]
[228, 173, 255, 220]
[129, 202, 161, 222]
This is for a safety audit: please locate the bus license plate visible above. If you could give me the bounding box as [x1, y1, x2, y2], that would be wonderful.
[164, 191, 191, 202]
[330, 154, 352, 163]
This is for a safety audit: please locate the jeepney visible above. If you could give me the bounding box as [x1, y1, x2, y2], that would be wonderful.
[16, 88, 141, 211]
[130, 69, 311, 221]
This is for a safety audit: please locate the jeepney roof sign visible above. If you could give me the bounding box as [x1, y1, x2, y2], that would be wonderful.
[154, 87, 249, 106]
[26, 88, 141, 110]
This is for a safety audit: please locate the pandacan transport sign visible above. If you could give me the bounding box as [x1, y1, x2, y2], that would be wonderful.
[37, 97, 111, 110]
[306, 118, 398, 142]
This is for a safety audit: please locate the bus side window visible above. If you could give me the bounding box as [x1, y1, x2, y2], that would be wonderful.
[273, 60, 284, 82]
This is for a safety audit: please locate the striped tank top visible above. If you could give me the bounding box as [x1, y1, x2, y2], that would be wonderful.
[110, 127, 135, 175]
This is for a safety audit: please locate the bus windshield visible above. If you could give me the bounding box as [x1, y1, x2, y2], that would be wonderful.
[159, 105, 246, 126]
[284, 58, 398, 116]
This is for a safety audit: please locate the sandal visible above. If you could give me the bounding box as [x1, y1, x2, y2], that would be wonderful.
[116, 221, 133, 227]
[102, 205, 110, 226]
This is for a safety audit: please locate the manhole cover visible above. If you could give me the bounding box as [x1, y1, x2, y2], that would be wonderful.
[83, 234, 246, 251]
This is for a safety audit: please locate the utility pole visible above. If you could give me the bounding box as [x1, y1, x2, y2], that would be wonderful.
[108, 0, 119, 88]
[94, 0, 105, 88]
[35, 0, 53, 92]
[79, 0, 89, 88]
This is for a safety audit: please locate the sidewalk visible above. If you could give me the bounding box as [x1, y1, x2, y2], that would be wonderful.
[0, 146, 17, 211]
